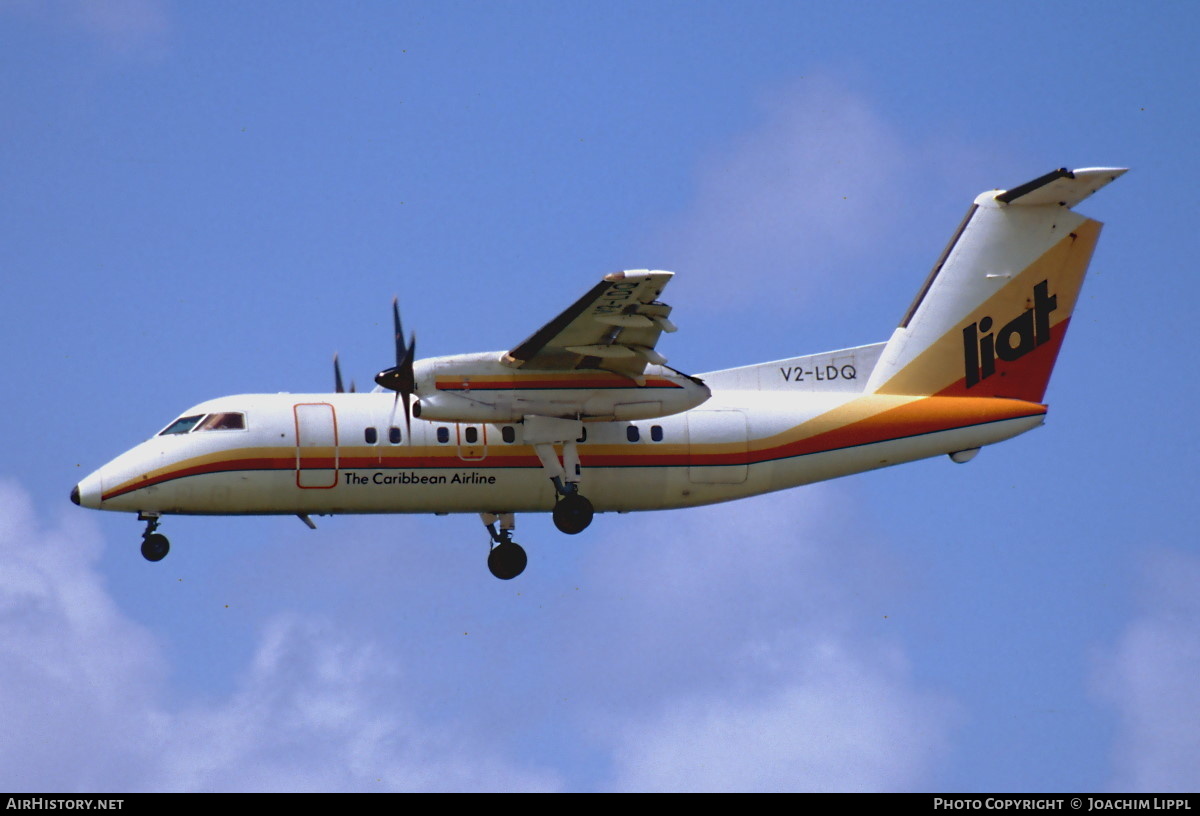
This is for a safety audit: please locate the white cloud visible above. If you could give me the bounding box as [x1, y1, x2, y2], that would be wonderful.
[0, 480, 168, 790]
[642, 76, 1016, 362]
[0, 471, 954, 791]
[0, 479, 559, 792]
[158, 614, 558, 792]
[71, 0, 170, 55]
[1, 0, 170, 57]
[651, 77, 914, 314]
[1094, 549, 1200, 793]
[575, 488, 956, 791]
[611, 640, 951, 792]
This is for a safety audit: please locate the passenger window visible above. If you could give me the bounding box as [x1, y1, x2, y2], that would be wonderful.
[389, 427, 401, 444]
[502, 426, 516, 444]
[365, 427, 377, 444]
[195, 412, 246, 431]
[651, 425, 663, 442]
[437, 427, 450, 443]
[626, 425, 640, 443]
[159, 414, 204, 435]
[465, 426, 479, 444]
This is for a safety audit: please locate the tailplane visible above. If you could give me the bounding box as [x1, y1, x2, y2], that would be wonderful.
[865, 167, 1126, 401]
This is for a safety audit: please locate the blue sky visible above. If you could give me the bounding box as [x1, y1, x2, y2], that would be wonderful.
[2, 0, 1197, 792]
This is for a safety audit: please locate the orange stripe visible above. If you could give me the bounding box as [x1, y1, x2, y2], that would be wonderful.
[102, 396, 1043, 500]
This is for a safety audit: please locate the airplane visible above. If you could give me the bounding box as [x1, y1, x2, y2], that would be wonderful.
[72, 166, 1125, 580]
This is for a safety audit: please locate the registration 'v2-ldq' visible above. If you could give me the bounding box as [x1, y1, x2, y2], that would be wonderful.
[73, 167, 1125, 579]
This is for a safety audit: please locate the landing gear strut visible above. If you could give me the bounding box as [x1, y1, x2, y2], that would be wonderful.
[526, 417, 595, 535]
[482, 512, 526, 580]
[138, 513, 170, 562]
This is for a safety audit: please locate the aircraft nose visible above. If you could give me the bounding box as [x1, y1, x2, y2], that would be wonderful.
[73, 470, 104, 509]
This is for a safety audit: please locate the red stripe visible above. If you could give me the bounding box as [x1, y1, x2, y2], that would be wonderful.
[435, 377, 681, 391]
[102, 456, 292, 500]
[102, 397, 1043, 500]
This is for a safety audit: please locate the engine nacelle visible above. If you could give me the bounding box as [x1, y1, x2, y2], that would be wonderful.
[409, 352, 710, 423]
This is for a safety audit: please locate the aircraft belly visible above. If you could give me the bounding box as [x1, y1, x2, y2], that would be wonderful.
[762, 413, 1044, 494]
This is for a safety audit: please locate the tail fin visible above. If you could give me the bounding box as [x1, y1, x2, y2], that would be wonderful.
[864, 167, 1126, 401]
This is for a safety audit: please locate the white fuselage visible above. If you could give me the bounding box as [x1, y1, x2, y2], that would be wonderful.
[74, 388, 1046, 518]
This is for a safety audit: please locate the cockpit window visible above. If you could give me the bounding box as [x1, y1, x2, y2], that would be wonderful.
[159, 414, 205, 435]
[195, 412, 246, 431]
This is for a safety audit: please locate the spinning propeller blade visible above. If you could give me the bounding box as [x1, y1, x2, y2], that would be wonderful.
[333, 354, 358, 394]
[374, 297, 417, 439]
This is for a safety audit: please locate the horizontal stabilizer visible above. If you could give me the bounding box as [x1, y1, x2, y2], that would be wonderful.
[992, 167, 1127, 208]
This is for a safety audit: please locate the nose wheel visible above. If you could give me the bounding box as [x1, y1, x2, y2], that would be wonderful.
[138, 513, 170, 562]
[141, 533, 170, 562]
[482, 512, 526, 579]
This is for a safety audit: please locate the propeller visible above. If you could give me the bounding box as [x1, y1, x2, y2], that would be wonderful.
[333, 353, 356, 394]
[374, 297, 417, 438]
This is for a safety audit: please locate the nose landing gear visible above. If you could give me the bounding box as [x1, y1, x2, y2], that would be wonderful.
[482, 512, 526, 580]
[138, 513, 170, 562]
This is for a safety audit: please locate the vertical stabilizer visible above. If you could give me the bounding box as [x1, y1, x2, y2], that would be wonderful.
[865, 167, 1125, 401]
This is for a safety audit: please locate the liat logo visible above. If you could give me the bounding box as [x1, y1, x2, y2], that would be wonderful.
[962, 280, 1058, 388]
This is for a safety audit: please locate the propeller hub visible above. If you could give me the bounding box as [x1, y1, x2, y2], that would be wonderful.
[375, 367, 414, 392]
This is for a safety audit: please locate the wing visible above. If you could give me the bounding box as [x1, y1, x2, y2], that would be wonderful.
[502, 270, 678, 374]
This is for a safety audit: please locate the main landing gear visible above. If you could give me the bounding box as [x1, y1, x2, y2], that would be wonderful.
[138, 513, 170, 562]
[482, 512, 526, 580]
[552, 486, 594, 535]
[524, 416, 595, 536]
